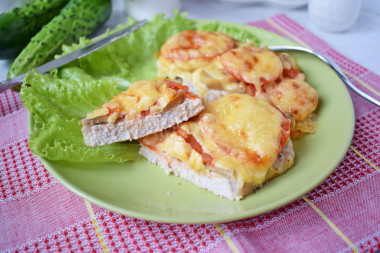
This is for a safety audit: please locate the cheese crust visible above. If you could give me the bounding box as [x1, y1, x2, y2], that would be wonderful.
[139, 94, 294, 200]
[81, 79, 204, 146]
[140, 94, 291, 184]
[157, 31, 319, 138]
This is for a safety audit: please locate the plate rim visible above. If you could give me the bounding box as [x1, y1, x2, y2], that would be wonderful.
[27, 19, 355, 224]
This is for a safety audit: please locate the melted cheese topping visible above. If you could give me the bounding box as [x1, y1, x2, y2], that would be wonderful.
[291, 115, 318, 139]
[84, 79, 186, 123]
[158, 56, 245, 102]
[157, 32, 319, 138]
[262, 74, 318, 121]
[157, 30, 238, 101]
[160, 30, 234, 61]
[157, 56, 211, 81]
[279, 52, 301, 73]
[192, 58, 245, 100]
[157, 133, 207, 172]
[219, 46, 283, 95]
[140, 94, 290, 184]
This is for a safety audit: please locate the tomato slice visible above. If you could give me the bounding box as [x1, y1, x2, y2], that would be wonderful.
[259, 77, 268, 84]
[243, 83, 256, 96]
[140, 108, 150, 117]
[279, 118, 291, 149]
[105, 104, 120, 117]
[283, 67, 299, 79]
[165, 79, 198, 99]
[176, 130, 214, 166]
[165, 79, 189, 92]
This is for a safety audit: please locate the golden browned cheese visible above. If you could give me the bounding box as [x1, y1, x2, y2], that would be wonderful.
[158, 32, 247, 81]
[140, 94, 291, 184]
[219, 46, 283, 95]
[157, 30, 236, 95]
[262, 74, 318, 122]
[157, 56, 210, 81]
[259, 73, 319, 138]
[191, 58, 245, 100]
[279, 52, 301, 73]
[84, 80, 185, 124]
[160, 30, 234, 61]
[158, 56, 244, 102]
[290, 116, 318, 139]
[157, 30, 319, 139]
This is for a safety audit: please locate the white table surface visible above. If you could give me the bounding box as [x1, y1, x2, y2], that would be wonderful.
[1, 0, 379, 81]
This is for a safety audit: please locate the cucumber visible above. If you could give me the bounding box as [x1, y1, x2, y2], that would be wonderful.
[7, 0, 111, 80]
[0, 0, 69, 59]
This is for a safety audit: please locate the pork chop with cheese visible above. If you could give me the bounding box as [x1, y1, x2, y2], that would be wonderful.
[81, 79, 204, 147]
[139, 94, 295, 200]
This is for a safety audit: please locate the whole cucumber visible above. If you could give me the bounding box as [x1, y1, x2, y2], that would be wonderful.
[7, 0, 111, 79]
[0, 0, 69, 59]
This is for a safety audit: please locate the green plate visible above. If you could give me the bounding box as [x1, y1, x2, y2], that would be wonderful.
[28, 21, 355, 224]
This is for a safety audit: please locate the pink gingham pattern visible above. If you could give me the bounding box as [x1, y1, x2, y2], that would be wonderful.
[1, 14, 379, 253]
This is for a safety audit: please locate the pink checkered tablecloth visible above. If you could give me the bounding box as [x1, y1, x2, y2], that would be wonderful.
[1, 14, 379, 252]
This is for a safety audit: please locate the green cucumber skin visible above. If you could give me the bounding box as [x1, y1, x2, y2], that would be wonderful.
[0, 0, 69, 58]
[7, 0, 111, 79]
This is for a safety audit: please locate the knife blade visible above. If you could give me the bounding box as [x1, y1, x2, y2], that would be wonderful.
[0, 20, 148, 93]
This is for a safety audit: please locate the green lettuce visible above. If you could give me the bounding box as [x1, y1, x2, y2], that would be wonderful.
[21, 71, 141, 163]
[21, 13, 260, 163]
[56, 12, 196, 81]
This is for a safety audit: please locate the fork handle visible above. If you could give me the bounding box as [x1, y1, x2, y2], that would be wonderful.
[268, 45, 380, 107]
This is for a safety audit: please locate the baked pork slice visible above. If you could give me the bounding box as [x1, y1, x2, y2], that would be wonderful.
[81, 79, 204, 147]
[139, 94, 295, 200]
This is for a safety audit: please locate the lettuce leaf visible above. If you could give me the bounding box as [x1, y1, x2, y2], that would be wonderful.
[21, 71, 141, 163]
[22, 13, 260, 163]
[56, 12, 196, 81]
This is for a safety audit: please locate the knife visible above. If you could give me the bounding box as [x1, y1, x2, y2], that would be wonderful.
[0, 20, 148, 93]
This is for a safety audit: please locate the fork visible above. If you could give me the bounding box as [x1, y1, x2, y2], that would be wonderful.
[268, 45, 380, 107]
